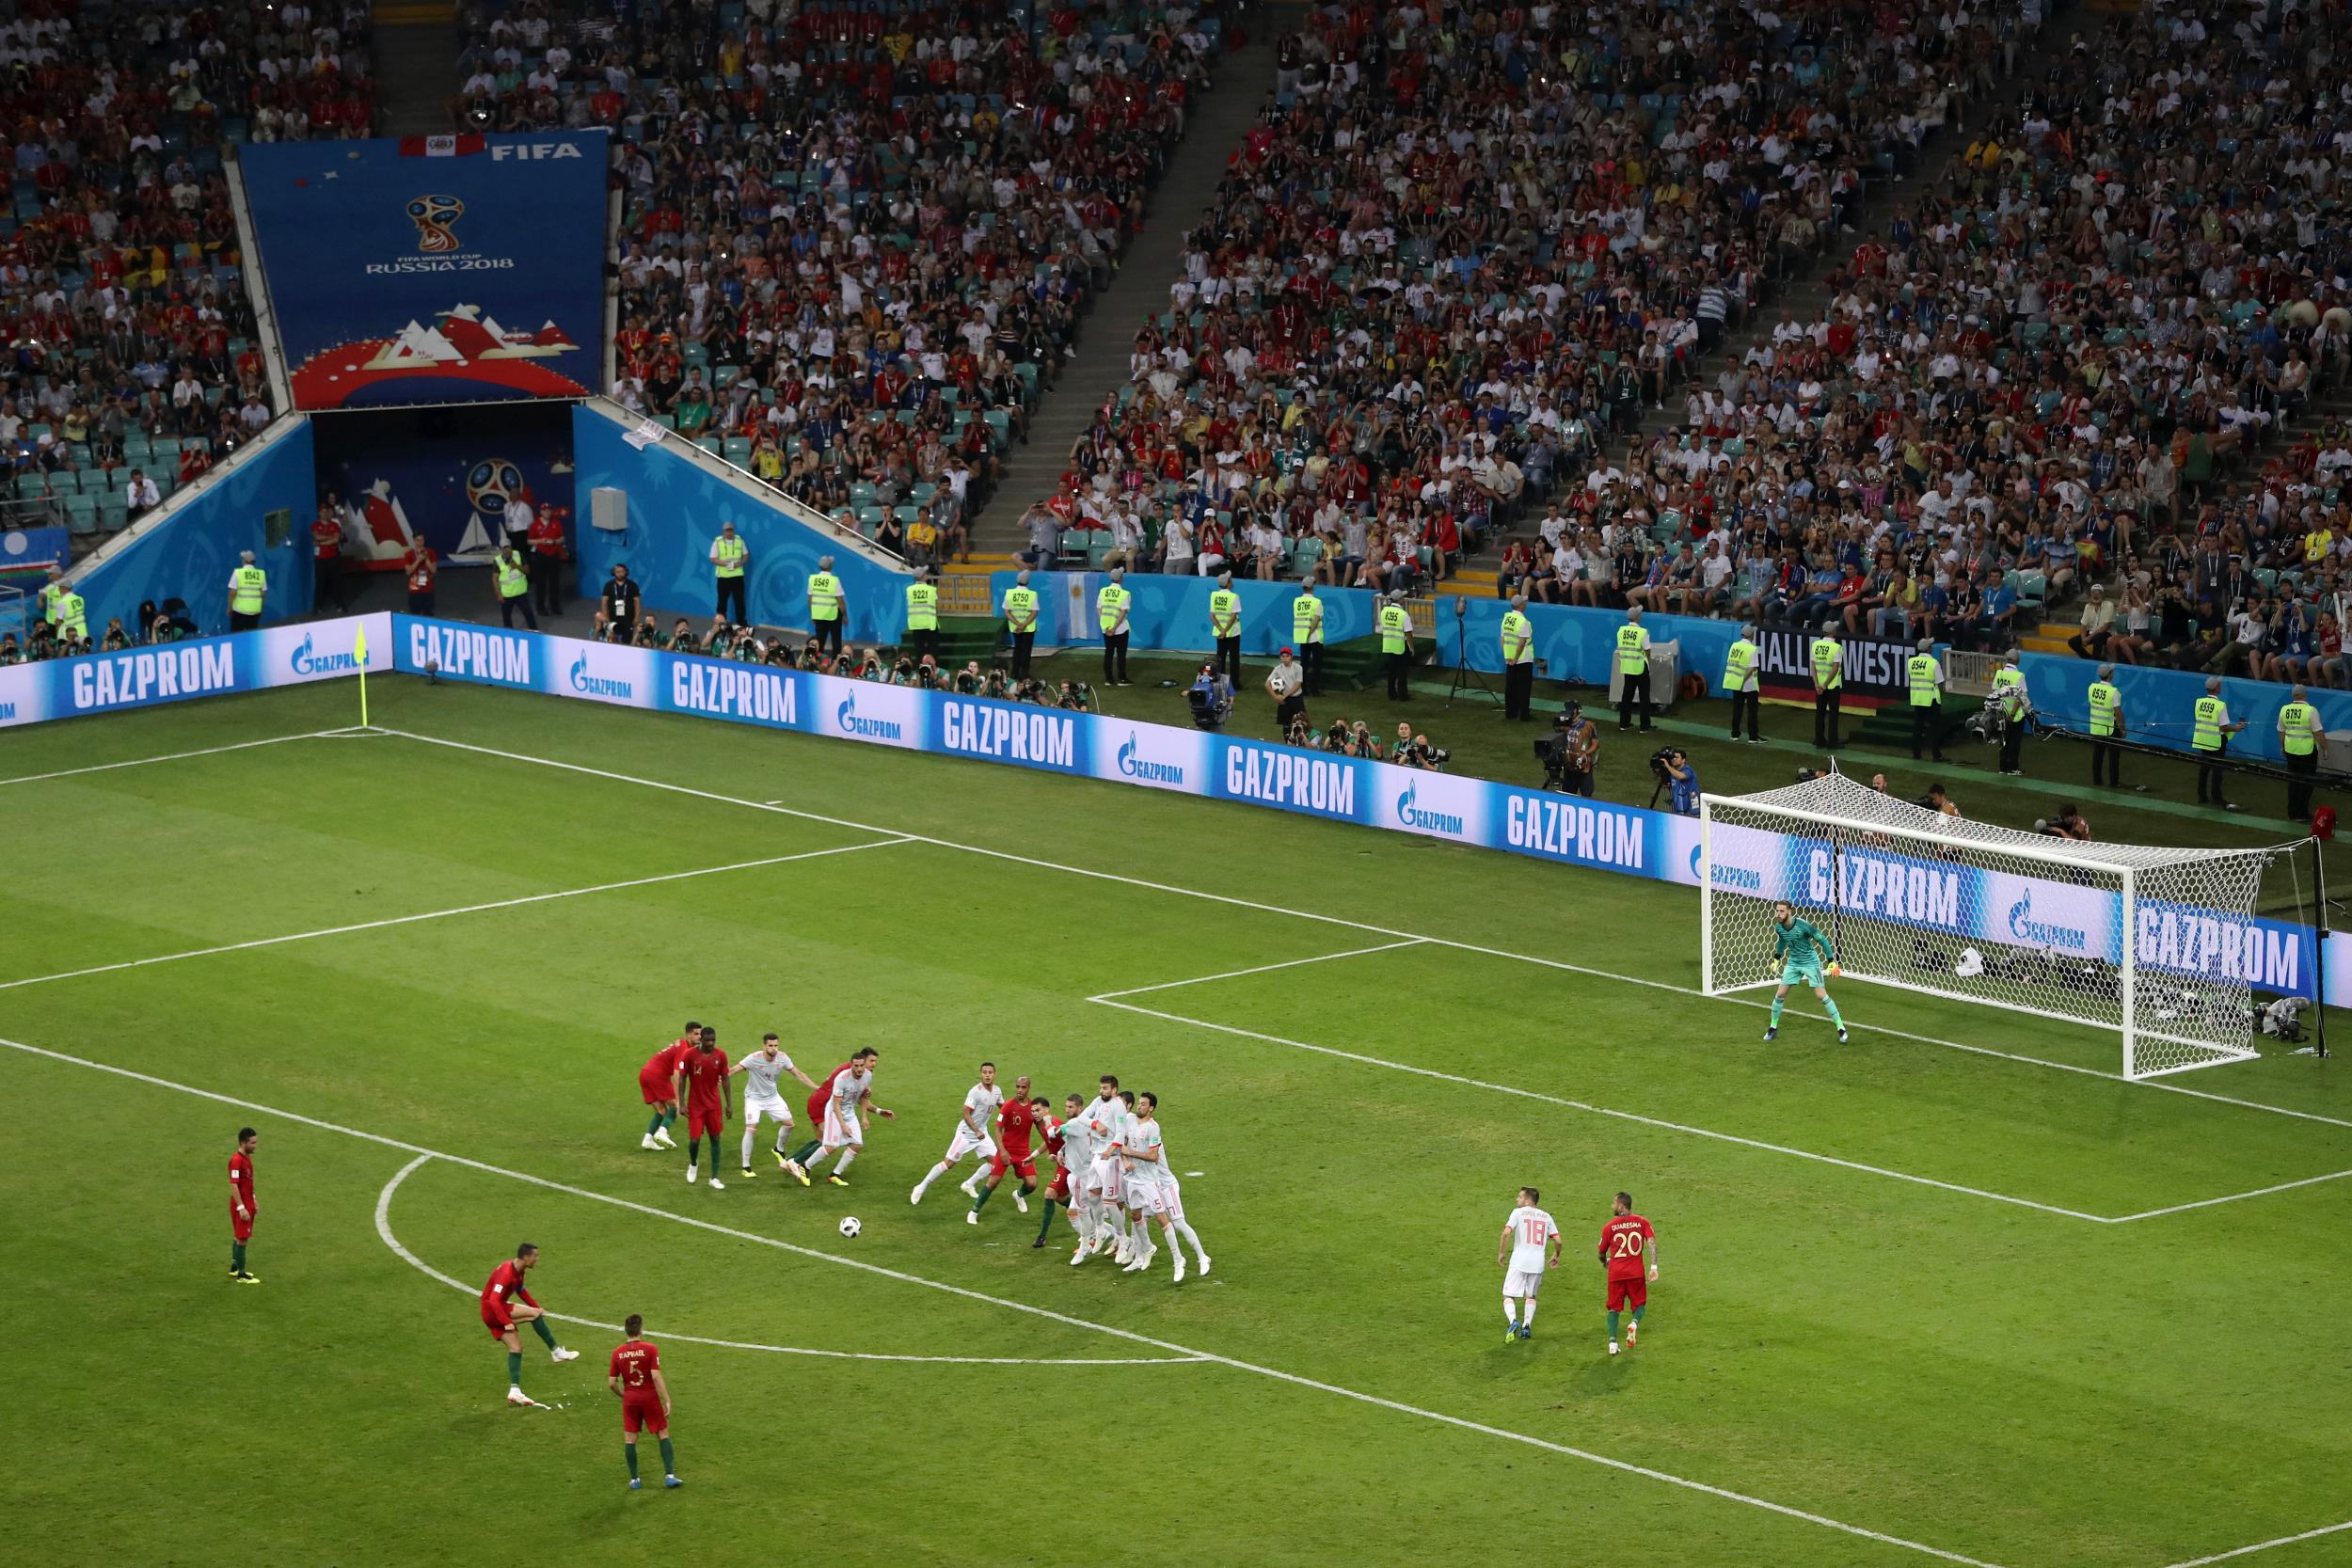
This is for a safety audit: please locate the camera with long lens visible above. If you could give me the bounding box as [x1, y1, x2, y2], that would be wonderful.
[1534, 707, 1577, 790]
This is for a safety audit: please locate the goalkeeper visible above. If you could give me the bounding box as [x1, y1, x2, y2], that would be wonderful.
[1764, 900, 1850, 1043]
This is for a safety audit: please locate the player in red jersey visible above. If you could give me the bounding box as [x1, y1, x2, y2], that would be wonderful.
[637, 1021, 700, 1150]
[968, 1078, 1041, 1225]
[228, 1127, 260, 1284]
[483, 1243, 580, 1406]
[680, 1026, 732, 1190]
[1034, 1092, 1083, 1248]
[1597, 1191, 1659, 1356]
[609, 1313, 680, 1490]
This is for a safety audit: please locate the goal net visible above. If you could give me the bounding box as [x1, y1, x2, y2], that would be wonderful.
[1699, 772, 2306, 1080]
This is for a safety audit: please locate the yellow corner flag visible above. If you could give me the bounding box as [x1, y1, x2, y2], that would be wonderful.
[354, 623, 371, 729]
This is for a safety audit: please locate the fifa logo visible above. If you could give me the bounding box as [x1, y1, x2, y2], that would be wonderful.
[405, 193, 465, 253]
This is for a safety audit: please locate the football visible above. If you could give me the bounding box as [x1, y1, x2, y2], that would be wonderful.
[837, 1215, 861, 1239]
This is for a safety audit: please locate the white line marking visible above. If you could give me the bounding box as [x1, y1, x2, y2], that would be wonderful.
[2106, 1167, 2352, 1224]
[373, 1155, 1198, 1368]
[1094, 998, 2116, 1225]
[0, 835, 914, 993]
[1, 1035, 2002, 1568]
[0, 729, 346, 786]
[2156, 1518, 2352, 1568]
[377, 727, 2352, 1138]
[1090, 940, 1428, 998]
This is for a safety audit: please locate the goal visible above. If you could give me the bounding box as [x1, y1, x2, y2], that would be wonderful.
[1698, 772, 2307, 1080]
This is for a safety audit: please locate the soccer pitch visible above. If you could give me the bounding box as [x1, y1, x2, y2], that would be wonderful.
[8, 678, 2352, 1568]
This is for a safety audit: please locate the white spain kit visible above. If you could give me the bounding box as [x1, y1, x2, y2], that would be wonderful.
[1076, 1094, 1123, 1199]
[942, 1081, 1004, 1164]
[741, 1049, 796, 1127]
[1503, 1204, 1560, 1299]
[821, 1068, 873, 1148]
[1121, 1117, 1176, 1214]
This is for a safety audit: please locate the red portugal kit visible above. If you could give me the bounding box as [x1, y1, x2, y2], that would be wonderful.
[638, 1038, 695, 1105]
[481, 1259, 537, 1338]
[805, 1061, 851, 1127]
[682, 1048, 730, 1139]
[1041, 1117, 1071, 1201]
[989, 1098, 1040, 1181]
[229, 1149, 257, 1242]
[1600, 1213, 1655, 1311]
[610, 1338, 667, 1434]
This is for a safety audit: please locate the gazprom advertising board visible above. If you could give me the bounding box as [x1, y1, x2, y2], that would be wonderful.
[241, 133, 610, 410]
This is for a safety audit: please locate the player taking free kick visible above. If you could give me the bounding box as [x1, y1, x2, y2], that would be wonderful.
[1599, 1192, 1658, 1356]
[1765, 899, 1849, 1042]
[637, 1022, 700, 1149]
[610, 1313, 680, 1490]
[482, 1243, 580, 1406]
[1496, 1186, 1561, 1341]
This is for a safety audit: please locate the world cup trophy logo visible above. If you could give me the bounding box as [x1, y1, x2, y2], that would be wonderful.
[406, 193, 464, 254]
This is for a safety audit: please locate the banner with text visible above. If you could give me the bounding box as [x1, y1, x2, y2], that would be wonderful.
[0, 613, 388, 728]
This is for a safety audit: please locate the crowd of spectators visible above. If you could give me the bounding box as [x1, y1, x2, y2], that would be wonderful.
[1502, 0, 2352, 684]
[0, 0, 360, 543]
[469, 0, 1226, 562]
[1024, 0, 2006, 598]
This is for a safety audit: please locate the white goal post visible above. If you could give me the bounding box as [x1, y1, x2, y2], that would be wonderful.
[1699, 772, 2306, 1080]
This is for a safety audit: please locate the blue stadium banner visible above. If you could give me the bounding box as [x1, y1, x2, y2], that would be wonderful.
[241, 133, 611, 410]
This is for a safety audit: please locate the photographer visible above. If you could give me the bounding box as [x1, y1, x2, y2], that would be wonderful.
[1391, 722, 1450, 772]
[1661, 749, 1701, 816]
[1536, 702, 1599, 795]
[1187, 661, 1235, 730]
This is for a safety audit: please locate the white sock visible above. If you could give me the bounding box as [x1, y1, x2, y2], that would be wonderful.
[775, 1126, 793, 1155]
[741, 1126, 756, 1167]
[1521, 1299, 1538, 1325]
[1504, 1295, 1519, 1326]
[803, 1146, 834, 1171]
[1172, 1218, 1206, 1261]
[834, 1148, 858, 1176]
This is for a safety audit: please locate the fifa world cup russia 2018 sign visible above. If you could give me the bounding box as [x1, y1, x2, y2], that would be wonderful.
[239, 132, 612, 410]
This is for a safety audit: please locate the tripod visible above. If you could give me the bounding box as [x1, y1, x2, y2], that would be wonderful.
[1444, 596, 1499, 707]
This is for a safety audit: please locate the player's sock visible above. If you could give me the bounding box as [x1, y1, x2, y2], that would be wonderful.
[1522, 1300, 1538, 1325]
[646, 1113, 664, 1138]
[1172, 1218, 1207, 1262]
[1630, 1305, 1645, 1327]
[788, 1139, 821, 1166]
[1503, 1295, 1518, 1327]
[624, 1444, 639, 1480]
[1037, 1198, 1058, 1241]
[741, 1127, 756, 1168]
[1823, 996, 1846, 1028]
[834, 1148, 859, 1177]
[657, 1436, 675, 1477]
[506, 1351, 523, 1388]
[1605, 1310, 1620, 1343]
[1769, 996, 1786, 1028]
[660, 1109, 678, 1132]
[971, 1183, 993, 1213]
[532, 1318, 559, 1351]
[231, 1243, 246, 1274]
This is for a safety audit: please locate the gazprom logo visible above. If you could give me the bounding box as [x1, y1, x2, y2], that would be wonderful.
[1396, 783, 1464, 835]
[289, 633, 361, 676]
[1692, 843, 1763, 891]
[2008, 890, 2088, 952]
[568, 654, 633, 700]
[838, 693, 902, 740]
[1116, 732, 1184, 785]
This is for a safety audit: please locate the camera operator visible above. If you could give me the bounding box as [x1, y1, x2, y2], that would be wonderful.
[1266, 646, 1308, 732]
[1187, 660, 1235, 730]
[1536, 701, 1599, 795]
[1661, 748, 1700, 816]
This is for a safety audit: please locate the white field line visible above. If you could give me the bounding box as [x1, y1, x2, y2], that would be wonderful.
[373, 1155, 1197, 1368]
[1093, 997, 2116, 1225]
[2154, 1518, 2352, 1568]
[2, 1036, 2004, 1568]
[1089, 940, 1429, 998]
[375, 728, 2352, 1138]
[0, 835, 915, 994]
[2106, 1168, 2352, 1224]
[0, 728, 347, 786]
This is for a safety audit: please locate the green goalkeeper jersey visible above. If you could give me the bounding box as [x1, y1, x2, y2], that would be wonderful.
[1773, 918, 1834, 967]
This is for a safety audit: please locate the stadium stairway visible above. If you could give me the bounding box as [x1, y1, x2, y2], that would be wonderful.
[972, 16, 1288, 547]
[373, 2, 465, 138]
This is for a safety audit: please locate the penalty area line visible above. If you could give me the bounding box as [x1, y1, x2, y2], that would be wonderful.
[2, 1035, 2001, 1568]
[373, 1155, 1196, 1368]
[2155, 1517, 2352, 1568]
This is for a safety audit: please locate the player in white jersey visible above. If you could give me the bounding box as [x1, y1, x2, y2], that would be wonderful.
[1496, 1186, 1563, 1341]
[728, 1033, 818, 1179]
[1069, 1074, 1130, 1266]
[1117, 1091, 1210, 1281]
[1106, 1089, 1156, 1270]
[909, 1061, 1005, 1205]
[815, 1049, 894, 1186]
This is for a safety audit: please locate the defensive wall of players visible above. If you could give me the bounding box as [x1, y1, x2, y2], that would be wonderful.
[1, 611, 2328, 1005]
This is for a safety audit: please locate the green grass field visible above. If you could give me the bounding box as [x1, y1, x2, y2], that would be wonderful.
[8, 676, 2352, 1568]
